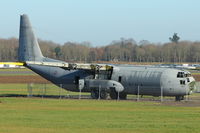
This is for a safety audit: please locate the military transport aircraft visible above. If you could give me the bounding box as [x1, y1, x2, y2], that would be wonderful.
[18, 14, 196, 101]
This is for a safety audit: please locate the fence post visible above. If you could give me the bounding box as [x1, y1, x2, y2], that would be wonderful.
[79, 86, 82, 99]
[41, 84, 44, 99]
[160, 85, 163, 102]
[185, 86, 188, 101]
[59, 84, 62, 99]
[27, 83, 33, 97]
[117, 91, 120, 101]
[42, 83, 46, 99]
[137, 85, 140, 101]
[98, 85, 101, 100]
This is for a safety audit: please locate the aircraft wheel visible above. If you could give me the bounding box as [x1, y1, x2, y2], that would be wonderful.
[91, 90, 108, 99]
[110, 90, 118, 99]
[119, 92, 127, 100]
[100, 90, 108, 99]
[175, 96, 184, 101]
[110, 90, 127, 100]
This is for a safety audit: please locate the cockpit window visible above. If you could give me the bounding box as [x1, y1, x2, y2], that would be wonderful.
[177, 72, 184, 78]
[177, 72, 191, 78]
[180, 80, 185, 85]
[185, 73, 191, 77]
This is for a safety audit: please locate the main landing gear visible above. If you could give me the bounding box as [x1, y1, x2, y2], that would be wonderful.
[91, 89, 108, 99]
[175, 95, 184, 101]
[109, 89, 127, 100]
[90, 89, 127, 100]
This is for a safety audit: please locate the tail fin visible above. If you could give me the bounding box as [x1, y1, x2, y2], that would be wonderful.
[18, 14, 44, 62]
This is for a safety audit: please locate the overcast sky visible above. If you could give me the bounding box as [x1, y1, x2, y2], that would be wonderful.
[0, 0, 200, 46]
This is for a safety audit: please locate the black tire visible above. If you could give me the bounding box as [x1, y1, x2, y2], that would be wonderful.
[91, 89, 108, 99]
[110, 89, 127, 100]
[110, 89, 118, 99]
[119, 92, 127, 100]
[100, 90, 108, 99]
[110, 91, 117, 99]
[175, 96, 184, 101]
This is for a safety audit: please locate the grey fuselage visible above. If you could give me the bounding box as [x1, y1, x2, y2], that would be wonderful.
[27, 63, 195, 97]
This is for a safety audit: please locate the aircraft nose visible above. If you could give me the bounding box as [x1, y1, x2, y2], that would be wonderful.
[189, 81, 196, 94]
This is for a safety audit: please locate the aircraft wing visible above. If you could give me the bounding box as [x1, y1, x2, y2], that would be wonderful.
[25, 61, 113, 71]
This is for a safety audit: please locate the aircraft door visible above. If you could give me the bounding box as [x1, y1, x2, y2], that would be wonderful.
[118, 76, 122, 82]
[74, 76, 80, 85]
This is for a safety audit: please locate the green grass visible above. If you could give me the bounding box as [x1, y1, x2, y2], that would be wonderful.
[0, 68, 36, 75]
[0, 83, 85, 96]
[0, 73, 36, 76]
[0, 68, 31, 71]
[0, 84, 28, 95]
[0, 98, 200, 133]
[0, 74, 36, 76]
[0, 83, 200, 133]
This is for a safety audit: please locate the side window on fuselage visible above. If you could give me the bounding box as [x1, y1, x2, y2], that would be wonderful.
[118, 76, 122, 82]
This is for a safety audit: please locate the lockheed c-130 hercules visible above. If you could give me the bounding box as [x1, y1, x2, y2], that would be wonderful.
[18, 14, 196, 101]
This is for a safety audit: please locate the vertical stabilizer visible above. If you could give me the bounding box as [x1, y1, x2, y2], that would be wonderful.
[18, 14, 44, 62]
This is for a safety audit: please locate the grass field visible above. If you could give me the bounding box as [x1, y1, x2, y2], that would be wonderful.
[0, 69, 200, 133]
[0, 68, 31, 71]
[0, 83, 82, 97]
[0, 98, 200, 133]
[0, 84, 200, 133]
[0, 68, 36, 76]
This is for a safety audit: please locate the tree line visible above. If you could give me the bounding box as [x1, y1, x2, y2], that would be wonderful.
[0, 37, 200, 63]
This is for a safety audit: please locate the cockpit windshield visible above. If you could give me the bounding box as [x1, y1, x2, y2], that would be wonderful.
[177, 72, 191, 78]
[185, 73, 191, 77]
[177, 72, 184, 78]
